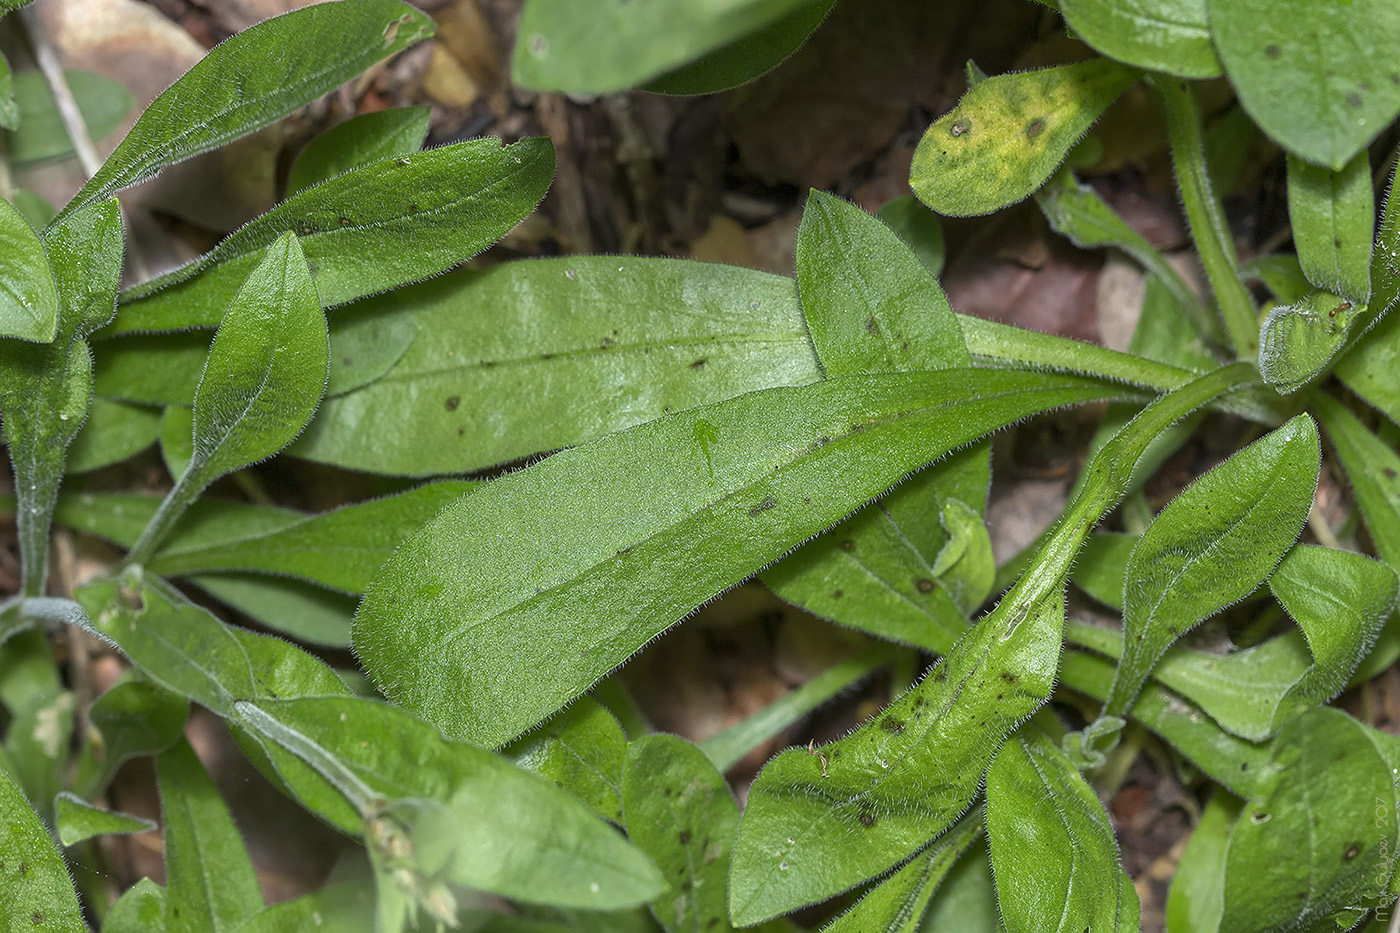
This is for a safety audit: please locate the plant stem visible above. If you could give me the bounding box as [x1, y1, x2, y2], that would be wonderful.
[123, 470, 200, 568]
[1151, 76, 1259, 361]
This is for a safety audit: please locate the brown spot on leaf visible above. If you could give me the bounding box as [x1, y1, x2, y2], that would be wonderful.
[1025, 117, 1045, 139]
[915, 578, 934, 593]
[950, 119, 970, 138]
[444, 396, 460, 411]
[1265, 44, 1281, 59]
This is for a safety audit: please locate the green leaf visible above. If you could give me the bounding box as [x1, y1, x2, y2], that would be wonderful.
[127, 232, 326, 564]
[507, 697, 628, 824]
[1221, 708, 1400, 930]
[1242, 253, 1313, 305]
[0, 51, 16, 131]
[1071, 532, 1136, 610]
[910, 58, 1141, 216]
[1101, 414, 1319, 720]
[875, 195, 945, 278]
[113, 137, 553, 333]
[160, 405, 194, 479]
[512, 0, 823, 94]
[287, 106, 430, 196]
[149, 482, 472, 593]
[985, 725, 1139, 932]
[728, 591, 1069, 925]
[1059, 0, 1220, 77]
[1164, 792, 1237, 933]
[157, 736, 264, 932]
[1286, 151, 1374, 303]
[237, 694, 667, 911]
[0, 765, 85, 931]
[57, 0, 434, 222]
[1206, 0, 1400, 169]
[104, 877, 167, 933]
[822, 809, 983, 933]
[1334, 162, 1400, 420]
[229, 880, 375, 933]
[324, 300, 418, 397]
[0, 192, 60, 341]
[67, 398, 160, 472]
[3, 69, 131, 165]
[74, 574, 347, 721]
[292, 257, 821, 475]
[620, 734, 737, 933]
[354, 368, 1120, 747]
[1034, 168, 1216, 343]
[917, 846, 999, 932]
[74, 676, 188, 799]
[55, 791, 156, 846]
[186, 573, 355, 647]
[11, 188, 57, 231]
[644, 0, 834, 95]
[765, 191, 989, 648]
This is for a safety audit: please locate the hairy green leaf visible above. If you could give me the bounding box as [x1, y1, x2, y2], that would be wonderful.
[1334, 161, 1400, 420]
[766, 191, 990, 647]
[57, 0, 434, 221]
[127, 233, 325, 564]
[507, 697, 628, 824]
[158, 737, 263, 932]
[355, 369, 1119, 748]
[104, 877, 167, 933]
[113, 137, 553, 333]
[512, 0, 822, 94]
[875, 195, 944, 277]
[237, 694, 667, 911]
[74, 676, 188, 799]
[1101, 414, 1319, 719]
[0, 189, 60, 342]
[621, 734, 737, 932]
[1287, 151, 1374, 303]
[55, 792, 156, 846]
[986, 726, 1139, 932]
[186, 574, 356, 647]
[1257, 288, 1367, 394]
[910, 58, 1140, 216]
[0, 51, 15, 130]
[67, 397, 160, 472]
[1221, 708, 1400, 931]
[1164, 792, 1235, 933]
[149, 482, 472, 593]
[287, 106, 430, 195]
[0, 765, 85, 931]
[1059, 0, 1220, 77]
[1207, 0, 1400, 169]
[293, 257, 821, 475]
[823, 810, 983, 933]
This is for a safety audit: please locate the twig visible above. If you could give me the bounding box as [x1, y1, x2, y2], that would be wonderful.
[19, 5, 101, 179]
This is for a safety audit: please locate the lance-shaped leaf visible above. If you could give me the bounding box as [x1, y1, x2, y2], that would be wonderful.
[875, 196, 944, 277]
[158, 737, 263, 932]
[1311, 393, 1400, 678]
[1207, 0, 1400, 170]
[236, 695, 666, 912]
[1164, 792, 1237, 933]
[1221, 708, 1400, 931]
[0, 199, 122, 594]
[0, 193, 59, 342]
[512, 0, 824, 94]
[56, 0, 434, 222]
[292, 257, 822, 475]
[67, 397, 161, 472]
[766, 191, 991, 644]
[1334, 160, 1400, 421]
[727, 592, 1069, 925]
[1287, 151, 1374, 303]
[0, 50, 15, 130]
[1058, 0, 1220, 78]
[0, 766, 85, 930]
[910, 58, 1140, 216]
[189, 573, 357, 648]
[822, 809, 984, 933]
[126, 232, 326, 564]
[147, 481, 473, 593]
[286, 106, 430, 196]
[104, 877, 167, 933]
[507, 697, 628, 824]
[354, 368, 1120, 748]
[620, 734, 738, 933]
[112, 137, 554, 333]
[55, 792, 156, 846]
[1067, 544, 1396, 741]
[985, 725, 1139, 933]
[1100, 414, 1319, 720]
[4, 69, 130, 166]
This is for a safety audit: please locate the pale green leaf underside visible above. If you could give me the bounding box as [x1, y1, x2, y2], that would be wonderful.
[1059, 0, 1220, 78]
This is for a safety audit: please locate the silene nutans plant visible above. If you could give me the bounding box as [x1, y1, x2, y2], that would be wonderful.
[2, 0, 1400, 930]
